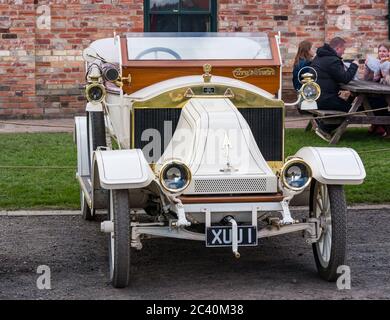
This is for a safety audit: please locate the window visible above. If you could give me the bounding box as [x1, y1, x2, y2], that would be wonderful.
[144, 0, 217, 32]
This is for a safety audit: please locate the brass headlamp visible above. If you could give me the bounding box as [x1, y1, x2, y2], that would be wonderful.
[86, 83, 106, 103]
[159, 160, 192, 193]
[300, 72, 321, 102]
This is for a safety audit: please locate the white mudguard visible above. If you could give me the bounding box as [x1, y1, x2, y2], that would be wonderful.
[74, 116, 90, 177]
[295, 147, 366, 185]
[94, 149, 155, 189]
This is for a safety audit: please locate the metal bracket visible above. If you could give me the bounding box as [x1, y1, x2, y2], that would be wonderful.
[280, 200, 297, 225]
[203, 208, 211, 228]
[225, 216, 240, 259]
[175, 202, 191, 228]
[86, 102, 103, 112]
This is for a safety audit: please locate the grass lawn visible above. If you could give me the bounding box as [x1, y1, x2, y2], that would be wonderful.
[0, 129, 389, 210]
[0, 133, 79, 210]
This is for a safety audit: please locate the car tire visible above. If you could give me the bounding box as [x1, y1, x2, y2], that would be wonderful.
[87, 111, 106, 167]
[311, 181, 347, 282]
[81, 111, 106, 220]
[81, 191, 95, 221]
[108, 189, 130, 288]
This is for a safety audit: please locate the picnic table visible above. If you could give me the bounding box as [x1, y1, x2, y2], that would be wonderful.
[306, 79, 390, 144]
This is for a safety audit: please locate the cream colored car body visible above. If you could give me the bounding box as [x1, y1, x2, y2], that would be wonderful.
[75, 34, 366, 258]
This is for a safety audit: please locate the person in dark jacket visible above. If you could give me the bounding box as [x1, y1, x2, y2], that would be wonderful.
[292, 40, 314, 91]
[310, 37, 359, 140]
[311, 37, 359, 113]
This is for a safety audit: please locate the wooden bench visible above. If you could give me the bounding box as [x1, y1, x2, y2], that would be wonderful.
[302, 80, 390, 144]
[303, 109, 347, 133]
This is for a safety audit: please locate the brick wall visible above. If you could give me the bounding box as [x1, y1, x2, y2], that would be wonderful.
[0, 1, 37, 117]
[0, 0, 388, 118]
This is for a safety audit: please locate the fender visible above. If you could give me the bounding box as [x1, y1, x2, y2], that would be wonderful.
[74, 116, 90, 177]
[93, 149, 155, 190]
[295, 147, 366, 185]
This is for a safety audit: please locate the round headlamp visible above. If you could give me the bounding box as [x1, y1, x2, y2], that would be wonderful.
[281, 158, 312, 191]
[301, 82, 321, 102]
[86, 83, 106, 103]
[103, 67, 120, 82]
[159, 161, 192, 193]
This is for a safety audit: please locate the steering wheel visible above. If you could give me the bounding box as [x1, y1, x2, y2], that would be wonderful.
[135, 47, 182, 60]
[298, 66, 318, 84]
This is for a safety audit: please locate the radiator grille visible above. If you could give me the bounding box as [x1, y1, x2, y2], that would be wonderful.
[133, 108, 182, 161]
[133, 107, 283, 162]
[194, 178, 267, 193]
[238, 108, 283, 161]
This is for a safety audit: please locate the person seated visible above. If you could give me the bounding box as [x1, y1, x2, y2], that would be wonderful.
[310, 37, 359, 140]
[292, 40, 314, 91]
[364, 43, 390, 83]
[364, 43, 390, 137]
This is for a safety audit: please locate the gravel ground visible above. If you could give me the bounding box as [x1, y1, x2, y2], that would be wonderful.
[0, 209, 389, 300]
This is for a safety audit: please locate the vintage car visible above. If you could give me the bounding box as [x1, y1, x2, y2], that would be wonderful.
[74, 33, 366, 288]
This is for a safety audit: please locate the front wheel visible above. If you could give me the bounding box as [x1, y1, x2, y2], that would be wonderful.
[87, 111, 106, 169]
[81, 191, 95, 221]
[108, 189, 130, 288]
[311, 182, 347, 281]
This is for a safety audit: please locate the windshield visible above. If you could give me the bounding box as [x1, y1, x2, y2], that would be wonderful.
[125, 32, 273, 61]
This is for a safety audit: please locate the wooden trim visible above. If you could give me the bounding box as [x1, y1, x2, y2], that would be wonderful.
[346, 115, 390, 125]
[179, 194, 284, 204]
[120, 37, 128, 67]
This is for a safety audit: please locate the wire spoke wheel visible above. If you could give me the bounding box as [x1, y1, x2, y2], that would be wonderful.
[311, 181, 347, 281]
[108, 189, 130, 288]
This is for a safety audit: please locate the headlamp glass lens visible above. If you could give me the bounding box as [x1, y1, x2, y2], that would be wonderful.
[302, 83, 319, 101]
[88, 85, 104, 101]
[104, 68, 120, 82]
[284, 162, 311, 189]
[162, 163, 189, 191]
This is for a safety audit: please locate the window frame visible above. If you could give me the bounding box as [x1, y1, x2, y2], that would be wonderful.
[144, 0, 217, 32]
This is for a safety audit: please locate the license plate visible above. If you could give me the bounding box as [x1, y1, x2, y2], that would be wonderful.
[206, 226, 257, 247]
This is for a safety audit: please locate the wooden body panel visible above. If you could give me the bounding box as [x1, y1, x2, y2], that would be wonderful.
[121, 37, 281, 95]
[122, 66, 279, 95]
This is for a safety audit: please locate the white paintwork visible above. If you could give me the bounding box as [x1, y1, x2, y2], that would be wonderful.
[88, 38, 120, 63]
[101, 221, 114, 233]
[131, 221, 318, 244]
[94, 149, 155, 189]
[156, 98, 277, 194]
[280, 200, 296, 225]
[295, 147, 366, 185]
[74, 116, 90, 177]
[105, 93, 131, 148]
[300, 100, 318, 110]
[86, 102, 104, 112]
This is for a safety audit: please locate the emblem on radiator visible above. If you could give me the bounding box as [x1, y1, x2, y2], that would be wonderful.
[220, 132, 237, 173]
[233, 67, 275, 79]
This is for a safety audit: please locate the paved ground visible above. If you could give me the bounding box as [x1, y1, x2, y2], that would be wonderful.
[0, 208, 389, 300]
